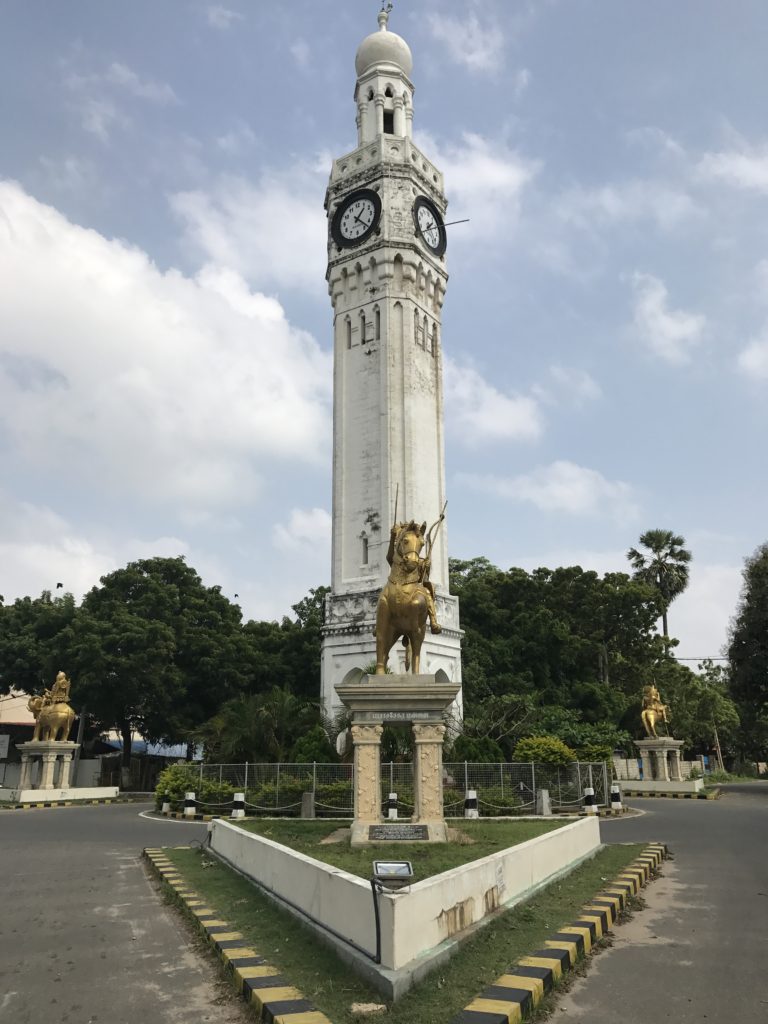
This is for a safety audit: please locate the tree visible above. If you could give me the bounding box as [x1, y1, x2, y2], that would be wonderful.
[627, 529, 691, 648]
[197, 686, 318, 763]
[0, 591, 78, 695]
[728, 543, 768, 760]
[62, 557, 251, 766]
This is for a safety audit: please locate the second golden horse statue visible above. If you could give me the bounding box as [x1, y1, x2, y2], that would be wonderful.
[374, 512, 444, 675]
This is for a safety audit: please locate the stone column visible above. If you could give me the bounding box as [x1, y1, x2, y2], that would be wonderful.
[18, 753, 33, 790]
[656, 749, 670, 782]
[639, 749, 653, 781]
[671, 748, 683, 782]
[58, 753, 74, 789]
[39, 753, 58, 790]
[393, 97, 405, 136]
[374, 95, 384, 135]
[351, 724, 383, 823]
[412, 723, 446, 823]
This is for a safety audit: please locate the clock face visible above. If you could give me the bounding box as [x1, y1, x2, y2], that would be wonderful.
[331, 188, 382, 248]
[413, 196, 446, 256]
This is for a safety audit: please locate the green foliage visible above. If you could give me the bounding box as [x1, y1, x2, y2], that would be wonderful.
[728, 542, 768, 759]
[627, 529, 691, 643]
[290, 724, 337, 763]
[450, 558, 665, 718]
[451, 734, 505, 763]
[512, 735, 577, 765]
[197, 686, 319, 763]
[0, 591, 78, 695]
[61, 557, 251, 764]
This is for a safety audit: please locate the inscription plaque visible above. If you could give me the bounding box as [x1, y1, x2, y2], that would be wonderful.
[369, 824, 429, 841]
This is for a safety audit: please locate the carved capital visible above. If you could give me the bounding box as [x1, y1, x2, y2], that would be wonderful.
[412, 723, 446, 744]
[351, 723, 384, 745]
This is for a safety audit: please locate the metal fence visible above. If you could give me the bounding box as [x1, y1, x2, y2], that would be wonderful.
[190, 760, 609, 817]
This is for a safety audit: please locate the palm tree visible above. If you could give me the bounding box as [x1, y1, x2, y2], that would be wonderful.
[627, 529, 692, 650]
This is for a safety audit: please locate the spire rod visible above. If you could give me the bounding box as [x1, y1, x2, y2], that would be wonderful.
[379, 2, 393, 30]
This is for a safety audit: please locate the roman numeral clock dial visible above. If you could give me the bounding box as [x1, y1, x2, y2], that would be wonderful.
[331, 188, 382, 247]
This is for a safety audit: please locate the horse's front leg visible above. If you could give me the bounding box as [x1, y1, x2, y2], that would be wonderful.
[375, 598, 392, 674]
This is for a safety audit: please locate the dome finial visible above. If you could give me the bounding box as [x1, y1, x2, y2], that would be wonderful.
[378, 2, 393, 31]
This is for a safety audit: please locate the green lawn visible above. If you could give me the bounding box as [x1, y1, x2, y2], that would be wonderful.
[234, 817, 567, 882]
[163, 841, 646, 1024]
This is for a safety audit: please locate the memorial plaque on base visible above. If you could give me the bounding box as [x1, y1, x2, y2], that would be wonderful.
[369, 824, 429, 841]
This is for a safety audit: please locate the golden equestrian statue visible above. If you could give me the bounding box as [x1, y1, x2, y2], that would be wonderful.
[641, 682, 670, 739]
[374, 506, 445, 675]
[28, 670, 76, 742]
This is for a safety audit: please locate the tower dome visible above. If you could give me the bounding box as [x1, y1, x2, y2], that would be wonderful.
[355, 8, 413, 78]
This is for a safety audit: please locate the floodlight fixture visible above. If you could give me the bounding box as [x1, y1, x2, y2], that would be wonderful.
[372, 860, 414, 891]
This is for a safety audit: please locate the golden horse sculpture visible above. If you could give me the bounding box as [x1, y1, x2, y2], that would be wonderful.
[641, 683, 670, 739]
[374, 513, 443, 675]
[28, 671, 76, 741]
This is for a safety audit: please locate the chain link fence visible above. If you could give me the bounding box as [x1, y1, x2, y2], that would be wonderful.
[187, 760, 609, 818]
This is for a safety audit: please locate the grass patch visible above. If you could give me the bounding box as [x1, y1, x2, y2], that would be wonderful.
[233, 818, 566, 882]
[163, 840, 645, 1024]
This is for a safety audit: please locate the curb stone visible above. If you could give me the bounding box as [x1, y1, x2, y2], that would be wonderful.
[144, 847, 333, 1024]
[1, 797, 119, 811]
[622, 788, 720, 800]
[449, 842, 668, 1023]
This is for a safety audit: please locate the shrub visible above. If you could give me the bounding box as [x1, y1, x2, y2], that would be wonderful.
[512, 735, 576, 766]
[574, 742, 613, 763]
[451, 735, 505, 763]
[290, 725, 337, 763]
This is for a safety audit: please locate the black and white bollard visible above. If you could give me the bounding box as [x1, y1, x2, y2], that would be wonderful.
[161, 792, 171, 815]
[610, 782, 623, 813]
[184, 791, 196, 818]
[464, 789, 479, 819]
[231, 792, 245, 819]
[387, 793, 398, 820]
[583, 785, 598, 815]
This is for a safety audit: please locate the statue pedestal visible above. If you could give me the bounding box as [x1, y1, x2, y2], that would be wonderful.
[336, 669, 460, 846]
[631, 737, 702, 794]
[0, 741, 119, 805]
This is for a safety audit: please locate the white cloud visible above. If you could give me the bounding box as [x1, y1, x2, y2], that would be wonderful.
[80, 98, 124, 142]
[671, 563, 743, 661]
[290, 38, 310, 68]
[104, 62, 177, 104]
[170, 167, 327, 293]
[737, 325, 768, 378]
[624, 126, 685, 160]
[0, 491, 190, 605]
[459, 461, 637, 519]
[698, 142, 768, 193]
[0, 181, 331, 512]
[556, 180, 700, 233]
[426, 11, 505, 73]
[206, 5, 242, 30]
[417, 131, 539, 237]
[513, 68, 531, 99]
[444, 359, 542, 444]
[216, 121, 256, 155]
[273, 507, 331, 554]
[630, 272, 706, 364]
[535, 365, 602, 407]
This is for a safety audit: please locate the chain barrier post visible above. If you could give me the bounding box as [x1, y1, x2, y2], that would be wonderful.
[184, 791, 196, 818]
[232, 792, 245, 819]
[464, 789, 479, 818]
[161, 791, 170, 815]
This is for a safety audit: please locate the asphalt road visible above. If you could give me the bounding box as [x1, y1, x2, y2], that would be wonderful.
[2, 787, 766, 1023]
[0, 803, 251, 1024]
[558, 783, 768, 1023]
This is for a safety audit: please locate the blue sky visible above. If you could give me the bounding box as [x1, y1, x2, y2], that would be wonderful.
[2, 0, 767, 666]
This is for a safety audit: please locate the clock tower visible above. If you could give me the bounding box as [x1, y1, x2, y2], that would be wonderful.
[320, 7, 462, 715]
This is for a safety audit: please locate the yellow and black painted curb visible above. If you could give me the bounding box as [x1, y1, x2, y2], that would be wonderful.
[144, 847, 333, 1024]
[622, 788, 720, 800]
[0, 797, 118, 811]
[449, 842, 668, 1024]
[160, 810, 217, 821]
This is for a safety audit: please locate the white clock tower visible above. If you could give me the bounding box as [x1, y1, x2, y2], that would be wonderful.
[320, 8, 462, 715]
